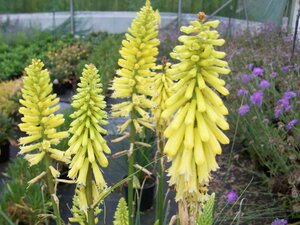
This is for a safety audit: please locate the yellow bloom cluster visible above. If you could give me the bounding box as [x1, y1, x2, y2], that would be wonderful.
[163, 14, 230, 202]
[111, 0, 160, 133]
[69, 182, 102, 224]
[66, 64, 110, 188]
[152, 57, 173, 129]
[18, 59, 69, 168]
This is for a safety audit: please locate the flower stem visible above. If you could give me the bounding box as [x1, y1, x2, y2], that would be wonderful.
[128, 116, 136, 225]
[44, 154, 62, 225]
[157, 137, 164, 225]
[86, 164, 95, 225]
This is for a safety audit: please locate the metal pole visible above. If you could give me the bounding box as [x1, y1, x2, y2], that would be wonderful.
[292, 1, 300, 59]
[178, 0, 182, 30]
[70, 0, 75, 35]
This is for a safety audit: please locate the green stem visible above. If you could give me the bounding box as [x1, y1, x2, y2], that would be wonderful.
[128, 118, 135, 225]
[86, 164, 95, 225]
[44, 154, 62, 225]
[157, 137, 164, 225]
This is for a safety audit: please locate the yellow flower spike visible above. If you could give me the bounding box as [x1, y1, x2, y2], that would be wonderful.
[18, 59, 69, 166]
[162, 12, 230, 223]
[67, 64, 111, 224]
[152, 57, 173, 129]
[111, 0, 160, 134]
[69, 184, 103, 225]
[68, 64, 110, 187]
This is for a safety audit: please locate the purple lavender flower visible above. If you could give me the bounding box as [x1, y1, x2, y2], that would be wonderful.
[286, 119, 298, 130]
[237, 89, 249, 96]
[250, 91, 264, 106]
[226, 190, 238, 203]
[269, 72, 278, 78]
[284, 91, 297, 99]
[245, 63, 254, 70]
[253, 67, 264, 77]
[282, 65, 292, 74]
[274, 97, 293, 118]
[237, 105, 250, 116]
[271, 218, 288, 225]
[259, 80, 271, 89]
[241, 74, 251, 84]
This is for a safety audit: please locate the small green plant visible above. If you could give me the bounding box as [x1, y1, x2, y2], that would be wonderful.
[114, 197, 129, 225]
[0, 157, 50, 225]
[0, 113, 14, 143]
[197, 193, 215, 225]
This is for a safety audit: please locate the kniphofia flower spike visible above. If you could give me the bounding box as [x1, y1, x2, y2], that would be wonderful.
[111, 0, 160, 133]
[19, 59, 69, 170]
[162, 12, 230, 216]
[66, 64, 110, 188]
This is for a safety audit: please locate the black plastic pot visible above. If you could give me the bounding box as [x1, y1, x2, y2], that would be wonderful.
[0, 140, 10, 163]
[123, 175, 156, 212]
[53, 83, 67, 95]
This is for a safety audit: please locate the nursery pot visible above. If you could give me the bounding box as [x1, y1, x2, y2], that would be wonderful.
[123, 175, 156, 212]
[53, 83, 67, 95]
[0, 140, 10, 163]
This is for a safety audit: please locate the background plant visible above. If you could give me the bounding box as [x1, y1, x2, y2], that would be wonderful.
[223, 26, 300, 218]
[0, 157, 50, 225]
[0, 114, 14, 143]
[46, 41, 89, 83]
[0, 78, 23, 116]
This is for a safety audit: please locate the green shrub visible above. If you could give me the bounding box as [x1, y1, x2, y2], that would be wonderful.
[0, 114, 14, 143]
[0, 157, 50, 225]
[76, 33, 123, 94]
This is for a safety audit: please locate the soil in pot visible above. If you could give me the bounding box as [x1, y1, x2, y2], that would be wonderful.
[124, 175, 156, 212]
[0, 140, 10, 163]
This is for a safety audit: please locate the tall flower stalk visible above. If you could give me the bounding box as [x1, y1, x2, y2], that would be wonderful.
[18, 59, 69, 225]
[162, 13, 230, 224]
[66, 64, 111, 225]
[152, 56, 173, 224]
[111, 0, 160, 223]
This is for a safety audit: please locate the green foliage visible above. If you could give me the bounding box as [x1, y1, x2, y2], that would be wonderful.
[223, 28, 300, 215]
[0, 114, 14, 143]
[56, 107, 74, 151]
[76, 33, 123, 94]
[0, 31, 77, 81]
[197, 193, 215, 225]
[0, 157, 50, 225]
[0, 78, 23, 116]
[113, 197, 129, 225]
[46, 41, 89, 83]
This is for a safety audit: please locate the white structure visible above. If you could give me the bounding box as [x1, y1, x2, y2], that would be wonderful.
[0, 11, 263, 35]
